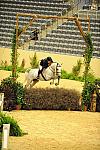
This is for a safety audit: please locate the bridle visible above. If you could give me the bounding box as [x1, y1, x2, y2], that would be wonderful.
[56, 63, 61, 75]
[49, 62, 61, 75]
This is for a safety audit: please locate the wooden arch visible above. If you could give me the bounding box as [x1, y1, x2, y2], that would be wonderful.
[13, 13, 90, 78]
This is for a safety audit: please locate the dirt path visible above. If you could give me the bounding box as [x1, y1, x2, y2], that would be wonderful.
[7, 110, 100, 150]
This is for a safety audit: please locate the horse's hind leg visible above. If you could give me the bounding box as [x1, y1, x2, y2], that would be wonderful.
[25, 80, 32, 89]
[50, 79, 54, 85]
[30, 80, 39, 88]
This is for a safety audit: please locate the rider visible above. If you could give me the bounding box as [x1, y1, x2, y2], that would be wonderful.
[37, 57, 53, 79]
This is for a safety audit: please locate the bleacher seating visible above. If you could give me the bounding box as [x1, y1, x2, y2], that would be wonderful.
[0, 0, 100, 58]
[34, 9, 100, 58]
[0, 0, 69, 47]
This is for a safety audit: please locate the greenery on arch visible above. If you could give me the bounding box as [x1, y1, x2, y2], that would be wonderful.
[82, 32, 94, 107]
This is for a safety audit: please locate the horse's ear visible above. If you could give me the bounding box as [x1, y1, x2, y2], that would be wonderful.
[59, 63, 62, 66]
[57, 63, 62, 67]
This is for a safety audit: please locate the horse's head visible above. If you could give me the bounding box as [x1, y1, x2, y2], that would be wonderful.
[56, 63, 62, 77]
[49, 62, 61, 86]
[50, 62, 62, 77]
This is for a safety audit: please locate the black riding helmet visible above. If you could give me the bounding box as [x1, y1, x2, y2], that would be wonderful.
[47, 57, 53, 62]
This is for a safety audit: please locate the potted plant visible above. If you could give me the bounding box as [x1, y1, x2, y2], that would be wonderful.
[15, 98, 22, 110]
[15, 82, 25, 110]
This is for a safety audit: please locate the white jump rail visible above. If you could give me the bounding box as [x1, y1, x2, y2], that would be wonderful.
[0, 93, 4, 112]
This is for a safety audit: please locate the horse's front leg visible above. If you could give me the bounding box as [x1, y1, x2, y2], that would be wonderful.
[50, 78, 55, 85]
[55, 76, 60, 86]
[30, 79, 39, 88]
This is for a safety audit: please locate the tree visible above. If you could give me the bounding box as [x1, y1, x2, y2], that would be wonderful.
[72, 59, 82, 76]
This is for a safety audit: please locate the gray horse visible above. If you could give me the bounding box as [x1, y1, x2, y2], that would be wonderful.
[25, 62, 62, 88]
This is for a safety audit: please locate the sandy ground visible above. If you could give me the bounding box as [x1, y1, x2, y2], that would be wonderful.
[7, 110, 100, 150]
[0, 48, 100, 150]
[0, 71, 99, 150]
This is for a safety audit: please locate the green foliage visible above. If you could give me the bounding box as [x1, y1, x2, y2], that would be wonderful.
[61, 70, 83, 82]
[0, 77, 25, 110]
[61, 70, 69, 79]
[0, 60, 8, 68]
[82, 32, 94, 107]
[83, 32, 94, 82]
[0, 65, 26, 73]
[85, 32, 94, 61]
[83, 72, 95, 83]
[82, 81, 94, 106]
[17, 66, 26, 73]
[0, 112, 23, 136]
[11, 29, 18, 78]
[20, 58, 25, 69]
[61, 69, 97, 83]
[0, 65, 12, 71]
[72, 59, 82, 76]
[29, 52, 39, 68]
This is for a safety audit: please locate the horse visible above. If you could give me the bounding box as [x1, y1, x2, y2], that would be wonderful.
[24, 62, 62, 88]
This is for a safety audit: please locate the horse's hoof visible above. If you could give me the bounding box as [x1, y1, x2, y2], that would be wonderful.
[50, 82, 53, 85]
[55, 83, 58, 86]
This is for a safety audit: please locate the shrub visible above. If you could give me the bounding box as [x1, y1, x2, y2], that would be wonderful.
[0, 112, 23, 136]
[0, 60, 8, 67]
[0, 77, 25, 110]
[20, 58, 25, 69]
[61, 70, 75, 79]
[17, 66, 26, 73]
[29, 52, 39, 69]
[0, 65, 12, 71]
[83, 72, 95, 83]
[23, 88, 81, 111]
[72, 59, 82, 76]
[61, 70, 83, 82]
[82, 81, 94, 108]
